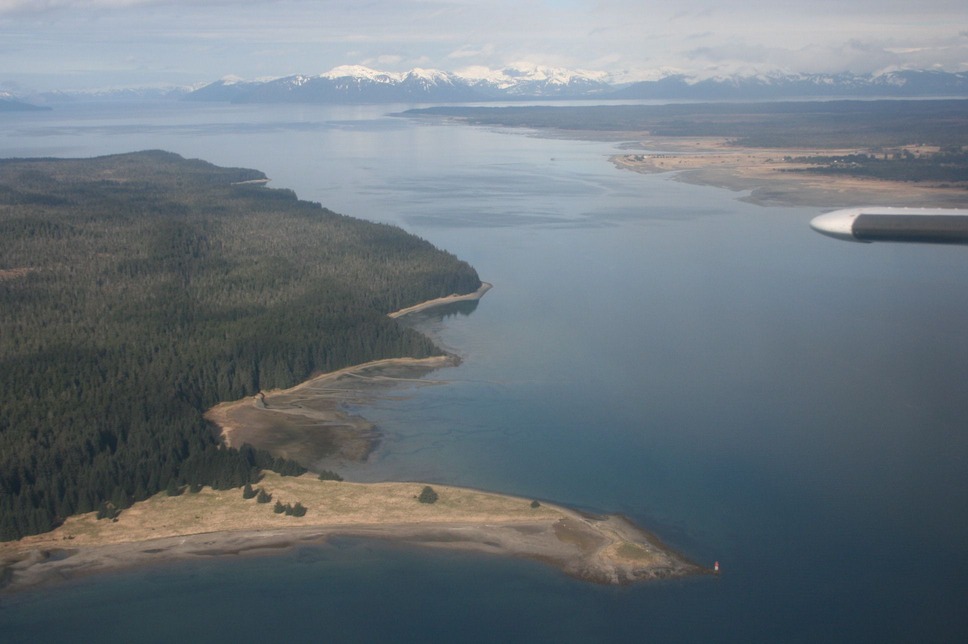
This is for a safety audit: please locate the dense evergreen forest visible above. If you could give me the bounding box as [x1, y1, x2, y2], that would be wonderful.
[784, 148, 968, 184]
[0, 150, 481, 540]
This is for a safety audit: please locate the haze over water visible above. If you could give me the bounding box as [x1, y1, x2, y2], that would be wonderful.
[2, 102, 967, 642]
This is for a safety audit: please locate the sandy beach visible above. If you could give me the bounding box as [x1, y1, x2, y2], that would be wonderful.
[207, 355, 459, 466]
[388, 281, 492, 318]
[0, 472, 702, 593]
[610, 136, 968, 208]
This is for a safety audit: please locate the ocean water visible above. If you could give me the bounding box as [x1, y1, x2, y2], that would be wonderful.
[1, 102, 967, 642]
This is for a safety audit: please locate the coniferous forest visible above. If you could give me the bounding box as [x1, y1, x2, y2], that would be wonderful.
[0, 150, 481, 540]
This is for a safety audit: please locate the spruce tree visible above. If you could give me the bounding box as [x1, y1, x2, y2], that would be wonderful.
[418, 486, 438, 504]
[242, 483, 257, 499]
[166, 479, 183, 497]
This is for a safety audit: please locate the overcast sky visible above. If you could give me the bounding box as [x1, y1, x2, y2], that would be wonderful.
[2, 0, 967, 91]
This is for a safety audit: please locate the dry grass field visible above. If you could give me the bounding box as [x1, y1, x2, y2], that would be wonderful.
[0, 473, 701, 590]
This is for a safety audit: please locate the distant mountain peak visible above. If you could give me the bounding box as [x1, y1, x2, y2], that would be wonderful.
[321, 66, 400, 83]
[171, 67, 968, 104]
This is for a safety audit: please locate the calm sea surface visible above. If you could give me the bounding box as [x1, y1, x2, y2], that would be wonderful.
[2, 102, 967, 642]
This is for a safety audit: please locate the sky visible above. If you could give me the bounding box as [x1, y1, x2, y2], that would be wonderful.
[1, 0, 967, 92]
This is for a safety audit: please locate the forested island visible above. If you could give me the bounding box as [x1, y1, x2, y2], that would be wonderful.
[0, 151, 482, 541]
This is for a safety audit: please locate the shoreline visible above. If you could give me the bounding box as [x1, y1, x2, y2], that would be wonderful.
[508, 126, 966, 208]
[0, 473, 704, 593]
[207, 282, 492, 467]
[0, 281, 706, 593]
[1, 279, 705, 590]
[388, 281, 492, 318]
[609, 136, 968, 208]
[208, 354, 459, 464]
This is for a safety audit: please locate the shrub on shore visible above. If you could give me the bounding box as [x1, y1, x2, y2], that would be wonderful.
[273, 500, 308, 516]
[418, 486, 438, 504]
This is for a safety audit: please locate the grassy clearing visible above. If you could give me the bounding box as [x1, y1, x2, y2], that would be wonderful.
[5, 473, 561, 552]
[614, 542, 659, 562]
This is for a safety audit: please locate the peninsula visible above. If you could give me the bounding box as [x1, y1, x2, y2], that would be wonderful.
[0, 472, 700, 593]
[0, 151, 700, 591]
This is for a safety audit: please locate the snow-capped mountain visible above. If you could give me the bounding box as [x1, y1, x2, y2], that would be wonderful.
[185, 64, 615, 104]
[610, 70, 968, 100]
[0, 90, 50, 111]
[458, 63, 612, 97]
[185, 66, 478, 103]
[183, 66, 968, 104]
[5, 85, 192, 106]
[9, 67, 967, 107]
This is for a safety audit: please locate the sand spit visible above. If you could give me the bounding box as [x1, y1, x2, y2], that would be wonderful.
[207, 283, 492, 467]
[0, 282, 704, 592]
[610, 137, 968, 208]
[388, 282, 493, 319]
[0, 473, 702, 593]
[207, 355, 457, 466]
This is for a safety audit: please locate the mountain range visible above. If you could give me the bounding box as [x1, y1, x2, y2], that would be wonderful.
[8, 66, 968, 107]
[0, 91, 51, 111]
[611, 70, 968, 100]
[184, 67, 968, 104]
[183, 64, 614, 104]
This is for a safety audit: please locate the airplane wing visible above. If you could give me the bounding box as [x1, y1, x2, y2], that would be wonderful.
[810, 207, 968, 244]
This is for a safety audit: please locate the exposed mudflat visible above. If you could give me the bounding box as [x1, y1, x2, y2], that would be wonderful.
[207, 356, 458, 467]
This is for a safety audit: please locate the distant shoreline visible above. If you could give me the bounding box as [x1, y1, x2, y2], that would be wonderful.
[608, 136, 968, 208]
[436, 118, 968, 208]
[401, 103, 968, 209]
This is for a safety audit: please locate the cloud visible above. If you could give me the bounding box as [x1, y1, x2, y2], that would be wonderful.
[447, 44, 495, 60]
[678, 31, 968, 77]
[1, 0, 966, 90]
[0, 0, 156, 13]
[373, 54, 403, 66]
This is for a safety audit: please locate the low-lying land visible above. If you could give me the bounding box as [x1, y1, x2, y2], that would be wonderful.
[0, 472, 702, 592]
[388, 282, 492, 318]
[208, 282, 493, 469]
[611, 137, 968, 207]
[403, 101, 968, 208]
[208, 355, 459, 467]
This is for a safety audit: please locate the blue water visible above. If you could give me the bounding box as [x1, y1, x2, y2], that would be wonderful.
[2, 102, 967, 642]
